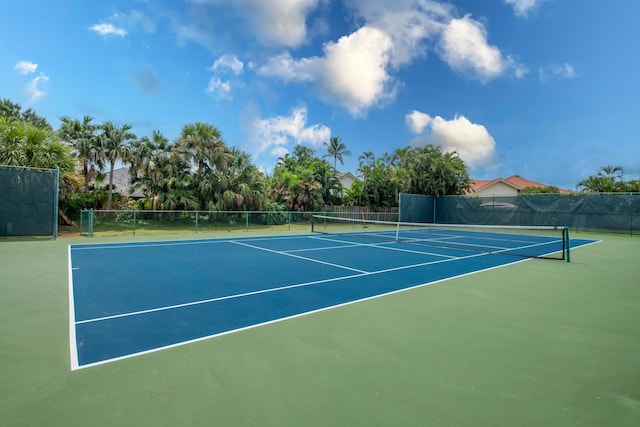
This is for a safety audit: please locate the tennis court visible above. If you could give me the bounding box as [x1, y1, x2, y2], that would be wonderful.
[2, 227, 639, 426]
[69, 219, 597, 369]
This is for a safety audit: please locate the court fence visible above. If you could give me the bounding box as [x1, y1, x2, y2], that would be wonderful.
[400, 193, 640, 235]
[79, 207, 399, 237]
[0, 164, 59, 238]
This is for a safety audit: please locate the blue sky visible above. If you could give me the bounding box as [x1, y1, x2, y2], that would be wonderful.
[2, 0, 639, 189]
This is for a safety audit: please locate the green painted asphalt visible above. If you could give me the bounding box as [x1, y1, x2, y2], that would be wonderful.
[1, 232, 639, 426]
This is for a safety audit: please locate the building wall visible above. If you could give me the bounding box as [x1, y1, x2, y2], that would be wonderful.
[339, 174, 356, 189]
[473, 181, 518, 197]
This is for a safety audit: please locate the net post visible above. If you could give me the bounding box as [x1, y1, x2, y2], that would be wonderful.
[132, 210, 137, 236]
[564, 227, 571, 263]
[311, 215, 315, 233]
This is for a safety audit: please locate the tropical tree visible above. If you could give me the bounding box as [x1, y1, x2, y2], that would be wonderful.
[213, 147, 266, 211]
[177, 122, 230, 175]
[357, 151, 375, 205]
[401, 145, 470, 197]
[578, 165, 628, 193]
[130, 130, 183, 209]
[59, 115, 100, 191]
[313, 158, 342, 205]
[0, 117, 80, 199]
[269, 146, 328, 211]
[99, 121, 136, 210]
[323, 136, 351, 170]
[520, 185, 560, 194]
[0, 98, 51, 130]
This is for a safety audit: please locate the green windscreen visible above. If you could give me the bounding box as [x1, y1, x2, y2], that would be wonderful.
[0, 165, 58, 237]
[399, 193, 434, 223]
[399, 192, 639, 235]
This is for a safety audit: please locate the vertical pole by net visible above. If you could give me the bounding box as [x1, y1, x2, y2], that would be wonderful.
[132, 210, 137, 236]
[564, 227, 571, 263]
[433, 196, 437, 224]
[195, 211, 199, 234]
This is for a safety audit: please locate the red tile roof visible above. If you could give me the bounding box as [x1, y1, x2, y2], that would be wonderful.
[469, 175, 571, 194]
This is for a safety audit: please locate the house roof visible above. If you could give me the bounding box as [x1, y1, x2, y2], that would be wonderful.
[336, 172, 357, 180]
[91, 167, 144, 198]
[469, 175, 571, 194]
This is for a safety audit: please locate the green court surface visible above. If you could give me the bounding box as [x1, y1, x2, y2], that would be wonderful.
[1, 232, 639, 426]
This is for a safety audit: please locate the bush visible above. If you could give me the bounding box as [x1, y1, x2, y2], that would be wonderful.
[256, 202, 288, 225]
[60, 193, 96, 220]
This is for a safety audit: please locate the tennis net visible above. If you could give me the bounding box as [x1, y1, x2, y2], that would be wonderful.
[311, 215, 571, 261]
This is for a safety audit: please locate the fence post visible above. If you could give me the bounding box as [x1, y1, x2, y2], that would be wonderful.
[630, 193, 634, 236]
[132, 210, 137, 236]
[195, 211, 199, 234]
[53, 167, 60, 239]
[89, 208, 94, 237]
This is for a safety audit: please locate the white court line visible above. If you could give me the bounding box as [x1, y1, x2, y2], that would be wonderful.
[68, 245, 79, 370]
[76, 246, 498, 326]
[70, 238, 599, 369]
[303, 235, 458, 258]
[229, 240, 370, 274]
[70, 234, 316, 251]
[75, 237, 563, 326]
[75, 272, 368, 325]
[71, 254, 532, 371]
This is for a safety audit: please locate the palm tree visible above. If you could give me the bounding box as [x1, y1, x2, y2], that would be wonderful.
[357, 151, 375, 205]
[292, 145, 315, 166]
[178, 122, 229, 174]
[99, 121, 136, 210]
[579, 165, 625, 193]
[598, 165, 624, 192]
[313, 159, 342, 205]
[323, 136, 351, 170]
[59, 115, 99, 191]
[0, 117, 80, 198]
[130, 130, 176, 208]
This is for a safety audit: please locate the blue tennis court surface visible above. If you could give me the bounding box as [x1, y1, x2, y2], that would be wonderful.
[68, 232, 597, 369]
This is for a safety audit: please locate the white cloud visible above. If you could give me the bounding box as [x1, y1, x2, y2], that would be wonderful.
[247, 106, 331, 159]
[318, 26, 395, 116]
[205, 77, 232, 99]
[26, 73, 49, 102]
[539, 63, 576, 81]
[344, 0, 451, 68]
[405, 110, 432, 134]
[235, 0, 321, 47]
[117, 10, 156, 33]
[259, 26, 395, 117]
[438, 15, 524, 82]
[90, 23, 128, 37]
[210, 54, 244, 75]
[504, 0, 544, 17]
[409, 111, 496, 168]
[257, 2, 526, 115]
[14, 61, 38, 75]
[258, 52, 316, 81]
[206, 55, 245, 99]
